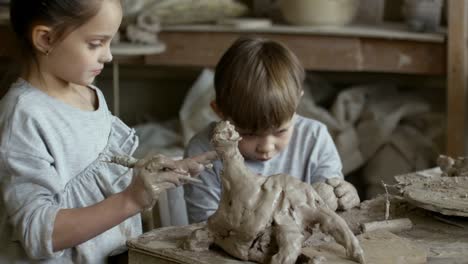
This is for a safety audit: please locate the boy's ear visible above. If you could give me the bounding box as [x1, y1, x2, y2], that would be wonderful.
[31, 25, 54, 55]
[210, 100, 224, 119]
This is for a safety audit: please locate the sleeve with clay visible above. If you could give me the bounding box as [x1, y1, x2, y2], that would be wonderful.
[183, 130, 222, 224]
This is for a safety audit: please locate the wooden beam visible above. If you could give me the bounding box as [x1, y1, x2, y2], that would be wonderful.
[447, 0, 468, 156]
[361, 39, 445, 75]
[146, 31, 445, 75]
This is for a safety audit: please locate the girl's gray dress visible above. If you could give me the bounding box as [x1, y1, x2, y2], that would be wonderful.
[0, 79, 142, 263]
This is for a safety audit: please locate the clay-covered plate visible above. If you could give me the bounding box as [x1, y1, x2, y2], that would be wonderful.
[395, 168, 468, 217]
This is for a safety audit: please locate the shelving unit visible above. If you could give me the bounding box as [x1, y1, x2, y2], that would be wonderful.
[147, 22, 445, 75]
[0, 0, 466, 156]
[110, 42, 166, 116]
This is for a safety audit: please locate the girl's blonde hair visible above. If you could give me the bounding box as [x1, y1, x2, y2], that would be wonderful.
[214, 36, 305, 132]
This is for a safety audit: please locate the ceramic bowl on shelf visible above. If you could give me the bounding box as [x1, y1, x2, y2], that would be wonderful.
[402, 0, 443, 32]
[278, 0, 360, 26]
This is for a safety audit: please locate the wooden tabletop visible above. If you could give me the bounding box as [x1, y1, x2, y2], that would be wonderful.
[127, 196, 468, 264]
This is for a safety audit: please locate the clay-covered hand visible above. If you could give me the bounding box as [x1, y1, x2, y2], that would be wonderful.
[126, 152, 218, 210]
[327, 178, 360, 210]
[173, 151, 218, 177]
[312, 181, 338, 211]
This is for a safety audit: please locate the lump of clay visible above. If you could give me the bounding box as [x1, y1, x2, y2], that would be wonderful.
[437, 154, 468, 177]
[184, 121, 365, 264]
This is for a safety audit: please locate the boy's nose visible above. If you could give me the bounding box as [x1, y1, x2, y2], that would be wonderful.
[256, 137, 275, 153]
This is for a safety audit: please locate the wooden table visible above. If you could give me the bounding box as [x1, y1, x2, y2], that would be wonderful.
[126, 196, 468, 264]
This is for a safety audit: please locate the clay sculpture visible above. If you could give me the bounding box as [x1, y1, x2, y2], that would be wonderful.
[184, 121, 365, 264]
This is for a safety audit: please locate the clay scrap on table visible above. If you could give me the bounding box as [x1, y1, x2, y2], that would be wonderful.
[303, 231, 426, 264]
[337, 195, 468, 263]
[395, 164, 468, 217]
[437, 154, 468, 177]
[183, 121, 365, 264]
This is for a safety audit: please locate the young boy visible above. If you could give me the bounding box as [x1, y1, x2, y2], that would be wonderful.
[184, 37, 360, 223]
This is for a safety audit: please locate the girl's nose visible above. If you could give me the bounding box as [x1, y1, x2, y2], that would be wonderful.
[100, 45, 113, 63]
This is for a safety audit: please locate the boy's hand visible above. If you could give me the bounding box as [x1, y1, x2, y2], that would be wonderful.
[312, 181, 338, 211]
[327, 178, 360, 210]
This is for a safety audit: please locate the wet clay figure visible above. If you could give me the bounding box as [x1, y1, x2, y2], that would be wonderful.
[184, 121, 365, 264]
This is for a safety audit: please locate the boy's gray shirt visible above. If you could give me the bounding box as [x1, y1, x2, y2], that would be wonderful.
[184, 115, 343, 223]
[0, 80, 141, 263]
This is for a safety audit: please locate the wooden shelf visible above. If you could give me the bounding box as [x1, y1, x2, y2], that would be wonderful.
[0, 22, 446, 75]
[146, 23, 445, 75]
[161, 22, 445, 42]
[111, 42, 166, 56]
[110, 42, 166, 117]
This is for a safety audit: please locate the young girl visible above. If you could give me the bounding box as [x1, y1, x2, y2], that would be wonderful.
[0, 0, 214, 262]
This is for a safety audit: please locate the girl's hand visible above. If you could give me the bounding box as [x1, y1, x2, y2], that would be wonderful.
[124, 152, 217, 210]
[173, 151, 218, 177]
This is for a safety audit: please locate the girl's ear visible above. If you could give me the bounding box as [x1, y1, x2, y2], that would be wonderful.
[31, 25, 54, 55]
[210, 100, 224, 119]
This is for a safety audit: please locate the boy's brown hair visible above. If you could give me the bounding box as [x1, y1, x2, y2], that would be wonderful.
[214, 36, 305, 132]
